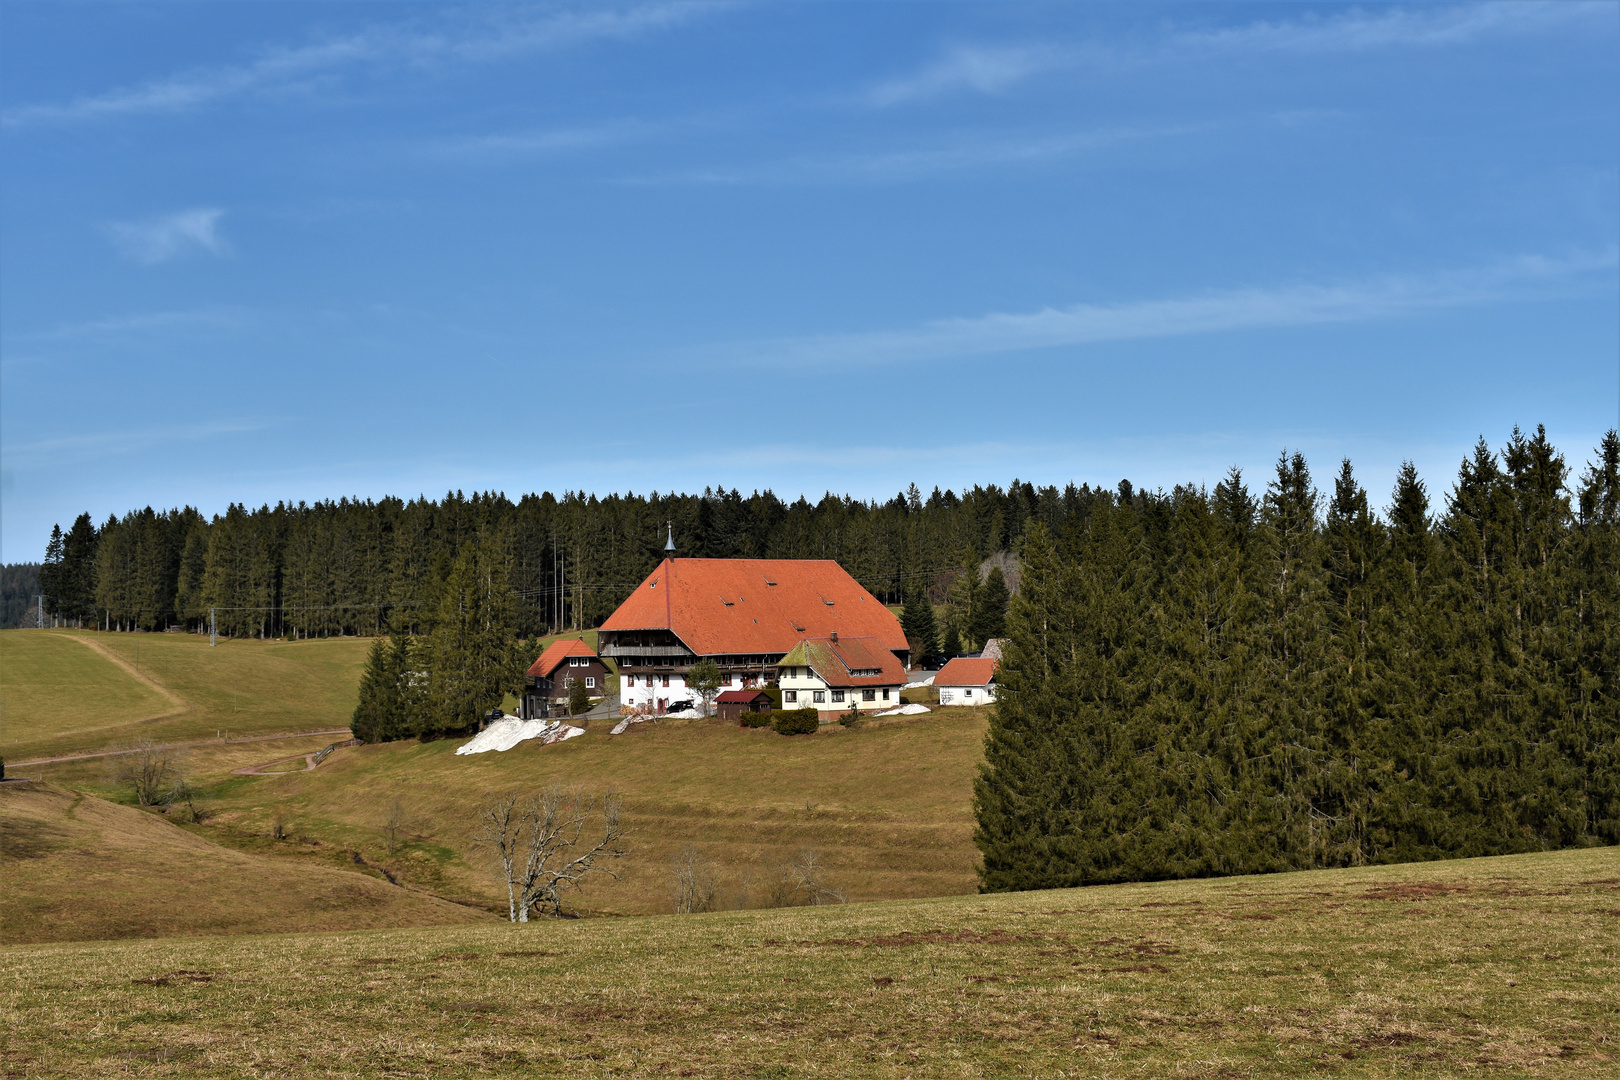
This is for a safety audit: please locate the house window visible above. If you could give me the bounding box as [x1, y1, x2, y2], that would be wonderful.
[661, 674, 670, 687]
[585, 677, 595, 689]
[813, 690, 825, 703]
[784, 690, 797, 703]
[831, 690, 845, 703]
[965, 689, 974, 697]
[881, 689, 890, 701]
[863, 689, 876, 701]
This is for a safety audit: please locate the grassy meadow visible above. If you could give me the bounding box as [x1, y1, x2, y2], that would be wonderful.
[4, 846, 1615, 1078]
[0, 629, 370, 762]
[2, 781, 487, 944]
[44, 707, 991, 919]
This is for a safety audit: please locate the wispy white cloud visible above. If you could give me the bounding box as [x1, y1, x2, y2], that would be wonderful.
[3, 3, 715, 129]
[0, 418, 276, 469]
[623, 119, 1213, 186]
[1173, 1, 1610, 56]
[865, 3, 1607, 110]
[868, 44, 1068, 106]
[108, 209, 229, 265]
[696, 250, 1620, 370]
[419, 119, 668, 163]
[10, 307, 245, 342]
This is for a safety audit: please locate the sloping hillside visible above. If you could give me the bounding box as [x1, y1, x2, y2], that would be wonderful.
[190, 708, 990, 916]
[0, 781, 490, 944]
[0, 629, 370, 762]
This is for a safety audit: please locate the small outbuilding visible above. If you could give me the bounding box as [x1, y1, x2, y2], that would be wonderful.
[935, 656, 999, 707]
[715, 689, 773, 722]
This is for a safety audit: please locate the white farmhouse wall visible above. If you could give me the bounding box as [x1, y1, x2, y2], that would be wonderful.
[937, 684, 998, 707]
[621, 673, 689, 712]
[778, 664, 899, 715]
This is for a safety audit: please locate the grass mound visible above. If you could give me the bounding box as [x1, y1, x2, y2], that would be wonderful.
[4, 847, 1614, 1077]
[0, 781, 489, 944]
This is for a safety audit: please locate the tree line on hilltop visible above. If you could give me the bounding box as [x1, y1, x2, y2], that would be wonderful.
[976, 427, 1620, 887]
[36, 482, 1051, 641]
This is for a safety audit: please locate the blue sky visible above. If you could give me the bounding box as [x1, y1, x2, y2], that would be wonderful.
[2, 1, 1616, 561]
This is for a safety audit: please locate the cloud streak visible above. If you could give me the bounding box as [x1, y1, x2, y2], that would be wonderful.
[697, 250, 1619, 370]
[868, 44, 1068, 106]
[1172, 1, 1610, 56]
[866, 3, 1609, 107]
[108, 209, 229, 264]
[0, 418, 276, 470]
[4, 3, 713, 129]
[623, 119, 1215, 186]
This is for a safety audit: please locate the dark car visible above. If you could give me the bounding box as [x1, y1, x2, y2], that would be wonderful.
[665, 700, 694, 713]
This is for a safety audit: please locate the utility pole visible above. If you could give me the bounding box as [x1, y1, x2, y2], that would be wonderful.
[210, 607, 217, 647]
[35, 596, 44, 629]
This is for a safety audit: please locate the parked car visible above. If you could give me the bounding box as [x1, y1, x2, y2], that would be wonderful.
[666, 699, 694, 713]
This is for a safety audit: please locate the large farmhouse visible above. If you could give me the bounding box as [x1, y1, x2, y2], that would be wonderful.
[599, 557, 908, 714]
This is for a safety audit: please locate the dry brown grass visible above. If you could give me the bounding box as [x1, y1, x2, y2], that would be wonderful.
[3, 846, 1614, 1078]
[143, 708, 994, 917]
[0, 781, 490, 945]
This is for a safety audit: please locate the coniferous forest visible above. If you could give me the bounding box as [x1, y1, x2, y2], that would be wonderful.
[976, 427, 1620, 886]
[27, 425, 1620, 881]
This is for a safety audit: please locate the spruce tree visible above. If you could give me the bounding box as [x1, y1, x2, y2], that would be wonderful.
[972, 566, 1010, 646]
[901, 584, 939, 664]
[422, 532, 522, 738]
[352, 636, 397, 742]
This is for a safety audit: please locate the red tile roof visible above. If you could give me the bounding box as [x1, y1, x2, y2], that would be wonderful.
[936, 657, 998, 687]
[716, 689, 772, 704]
[781, 635, 908, 688]
[599, 559, 907, 657]
[528, 637, 597, 679]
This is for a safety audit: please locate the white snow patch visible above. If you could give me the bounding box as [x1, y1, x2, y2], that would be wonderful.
[904, 676, 934, 688]
[456, 717, 584, 755]
[873, 703, 930, 716]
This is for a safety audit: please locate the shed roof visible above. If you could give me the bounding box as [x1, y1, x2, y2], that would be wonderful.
[936, 657, 998, 687]
[781, 635, 908, 688]
[716, 689, 772, 704]
[527, 637, 597, 679]
[599, 558, 907, 657]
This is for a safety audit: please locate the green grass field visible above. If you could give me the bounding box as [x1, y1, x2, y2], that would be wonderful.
[4, 845, 1614, 1078]
[0, 632, 175, 756]
[0, 629, 370, 762]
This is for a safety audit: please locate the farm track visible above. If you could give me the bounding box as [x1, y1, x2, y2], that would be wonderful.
[10, 729, 355, 768]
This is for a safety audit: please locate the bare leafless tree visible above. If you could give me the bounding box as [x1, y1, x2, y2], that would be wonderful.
[474, 793, 523, 921]
[475, 786, 628, 922]
[110, 739, 180, 806]
[382, 797, 409, 855]
[788, 847, 846, 906]
[671, 846, 719, 914]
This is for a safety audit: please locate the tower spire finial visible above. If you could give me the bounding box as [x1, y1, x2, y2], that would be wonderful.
[665, 521, 676, 554]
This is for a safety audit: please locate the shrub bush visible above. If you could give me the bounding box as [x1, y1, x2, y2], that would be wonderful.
[740, 709, 773, 729]
[770, 708, 820, 736]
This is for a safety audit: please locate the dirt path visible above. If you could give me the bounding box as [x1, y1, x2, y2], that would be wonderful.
[233, 751, 322, 775]
[59, 633, 191, 723]
[10, 729, 354, 768]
